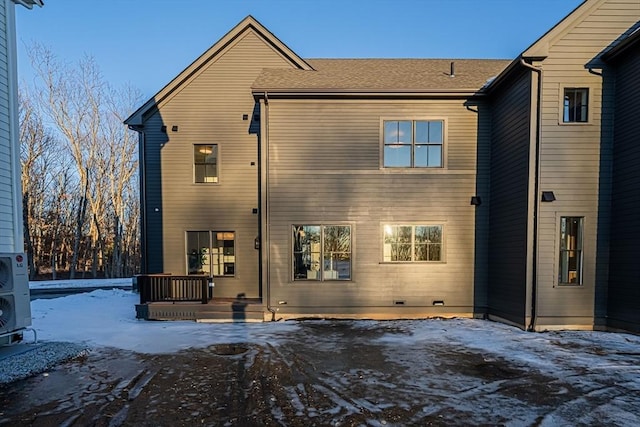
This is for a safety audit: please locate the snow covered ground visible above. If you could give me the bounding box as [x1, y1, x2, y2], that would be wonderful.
[4, 279, 640, 425]
[29, 277, 132, 289]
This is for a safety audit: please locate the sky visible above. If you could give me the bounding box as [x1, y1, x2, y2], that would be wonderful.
[15, 0, 584, 101]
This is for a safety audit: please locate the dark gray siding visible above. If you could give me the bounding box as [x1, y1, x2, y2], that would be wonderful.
[266, 98, 483, 317]
[140, 114, 167, 274]
[473, 99, 492, 313]
[487, 69, 532, 326]
[608, 40, 640, 332]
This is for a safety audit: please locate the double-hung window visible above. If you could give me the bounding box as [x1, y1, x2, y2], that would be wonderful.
[186, 231, 235, 276]
[293, 225, 351, 281]
[194, 144, 218, 183]
[563, 88, 589, 123]
[383, 225, 443, 262]
[558, 217, 583, 285]
[383, 120, 443, 167]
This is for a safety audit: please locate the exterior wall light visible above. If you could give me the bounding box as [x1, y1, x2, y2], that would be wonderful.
[470, 196, 482, 206]
[541, 191, 556, 202]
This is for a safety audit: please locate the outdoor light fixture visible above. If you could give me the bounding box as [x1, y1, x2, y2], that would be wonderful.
[541, 191, 556, 202]
[171, 125, 179, 132]
[160, 125, 167, 133]
[470, 196, 482, 206]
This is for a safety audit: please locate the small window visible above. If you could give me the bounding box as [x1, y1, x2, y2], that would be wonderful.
[563, 88, 588, 123]
[384, 120, 443, 167]
[558, 217, 583, 285]
[194, 144, 218, 183]
[186, 230, 235, 276]
[383, 225, 443, 262]
[293, 225, 351, 281]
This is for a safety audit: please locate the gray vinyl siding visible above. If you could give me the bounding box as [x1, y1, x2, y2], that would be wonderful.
[142, 29, 296, 298]
[533, 1, 639, 327]
[266, 98, 482, 315]
[0, 0, 13, 252]
[607, 39, 640, 332]
[487, 69, 532, 326]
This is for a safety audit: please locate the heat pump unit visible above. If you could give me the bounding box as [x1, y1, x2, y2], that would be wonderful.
[0, 253, 32, 335]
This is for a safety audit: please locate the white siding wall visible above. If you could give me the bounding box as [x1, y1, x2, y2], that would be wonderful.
[0, 0, 21, 253]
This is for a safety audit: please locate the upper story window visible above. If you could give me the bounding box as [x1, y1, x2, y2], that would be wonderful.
[563, 88, 589, 123]
[383, 120, 443, 168]
[383, 224, 443, 262]
[194, 144, 218, 183]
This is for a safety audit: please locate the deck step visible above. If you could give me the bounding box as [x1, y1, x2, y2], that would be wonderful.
[137, 298, 266, 322]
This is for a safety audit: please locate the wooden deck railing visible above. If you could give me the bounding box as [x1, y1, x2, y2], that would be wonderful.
[137, 274, 211, 304]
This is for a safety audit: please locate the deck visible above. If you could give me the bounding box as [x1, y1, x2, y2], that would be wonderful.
[136, 297, 266, 322]
[134, 274, 266, 322]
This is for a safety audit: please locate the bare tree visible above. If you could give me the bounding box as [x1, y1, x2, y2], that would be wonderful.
[19, 89, 60, 279]
[25, 43, 142, 279]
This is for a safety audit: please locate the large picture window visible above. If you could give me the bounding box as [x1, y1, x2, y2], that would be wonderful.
[186, 231, 235, 276]
[383, 120, 443, 168]
[383, 225, 443, 262]
[563, 88, 589, 123]
[293, 225, 351, 281]
[559, 217, 583, 285]
[194, 144, 218, 183]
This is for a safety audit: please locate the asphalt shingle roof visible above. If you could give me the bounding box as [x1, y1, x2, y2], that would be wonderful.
[252, 58, 512, 93]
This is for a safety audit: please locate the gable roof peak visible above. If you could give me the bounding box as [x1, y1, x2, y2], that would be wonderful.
[125, 15, 310, 126]
[522, 0, 607, 58]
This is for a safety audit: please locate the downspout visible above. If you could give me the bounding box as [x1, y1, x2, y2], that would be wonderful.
[262, 91, 276, 321]
[520, 58, 542, 332]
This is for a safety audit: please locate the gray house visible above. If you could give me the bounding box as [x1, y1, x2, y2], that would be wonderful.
[126, 0, 640, 332]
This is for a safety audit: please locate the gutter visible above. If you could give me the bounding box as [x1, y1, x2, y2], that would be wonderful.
[519, 58, 542, 332]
